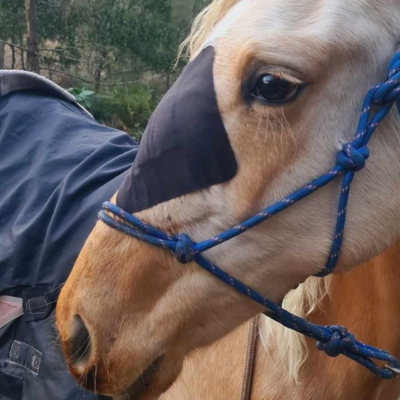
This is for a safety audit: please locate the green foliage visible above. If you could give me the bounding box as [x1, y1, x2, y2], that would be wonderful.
[118, 0, 182, 73]
[68, 85, 156, 141]
[0, 0, 213, 137]
[0, 0, 25, 41]
[36, 1, 83, 45]
[67, 87, 96, 107]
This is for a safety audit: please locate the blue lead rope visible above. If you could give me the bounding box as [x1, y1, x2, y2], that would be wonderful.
[99, 50, 400, 379]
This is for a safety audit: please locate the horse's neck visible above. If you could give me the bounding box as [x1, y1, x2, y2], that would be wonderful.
[161, 240, 400, 400]
[253, 239, 400, 400]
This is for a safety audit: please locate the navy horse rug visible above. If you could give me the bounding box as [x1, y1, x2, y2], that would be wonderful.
[0, 70, 138, 400]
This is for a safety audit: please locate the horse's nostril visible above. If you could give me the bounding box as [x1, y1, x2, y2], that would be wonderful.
[66, 315, 92, 367]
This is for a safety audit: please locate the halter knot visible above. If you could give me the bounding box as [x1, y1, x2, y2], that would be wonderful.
[337, 144, 370, 171]
[174, 234, 196, 264]
[316, 325, 356, 358]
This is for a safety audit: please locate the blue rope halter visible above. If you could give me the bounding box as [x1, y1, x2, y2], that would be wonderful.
[99, 50, 400, 379]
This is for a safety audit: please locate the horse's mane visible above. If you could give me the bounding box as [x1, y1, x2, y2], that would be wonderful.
[259, 276, 332, 382]
[179, 0, 241, 60]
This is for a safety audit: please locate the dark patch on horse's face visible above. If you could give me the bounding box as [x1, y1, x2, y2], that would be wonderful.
[117, 46, 238, 214]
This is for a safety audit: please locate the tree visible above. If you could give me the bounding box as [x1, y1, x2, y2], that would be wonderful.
[0, 0, 212, 136]
[0, 0, 25, 69]
[25, 0, 40, 72]
[115, 0, 183, 88]
[0, 42, 5, 69]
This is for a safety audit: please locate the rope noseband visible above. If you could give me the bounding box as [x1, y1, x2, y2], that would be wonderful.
[99, 50, 400, 379]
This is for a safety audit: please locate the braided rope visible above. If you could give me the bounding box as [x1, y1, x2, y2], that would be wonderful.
[241, 315, 260, 400]
[98, 50, 400, 379]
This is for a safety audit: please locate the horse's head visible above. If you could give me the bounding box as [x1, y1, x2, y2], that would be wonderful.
[57, 0, 400, 398]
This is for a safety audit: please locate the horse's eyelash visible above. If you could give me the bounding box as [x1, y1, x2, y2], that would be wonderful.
[268, 70, 304, 85]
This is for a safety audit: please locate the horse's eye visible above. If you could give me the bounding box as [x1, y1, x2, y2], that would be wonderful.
[253, 74, 300, 104]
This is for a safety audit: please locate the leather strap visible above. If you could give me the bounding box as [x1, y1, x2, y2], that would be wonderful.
[240, 315, 260, 400]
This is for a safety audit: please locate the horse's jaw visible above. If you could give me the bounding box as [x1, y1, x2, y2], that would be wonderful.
[56, 219, 264, 398]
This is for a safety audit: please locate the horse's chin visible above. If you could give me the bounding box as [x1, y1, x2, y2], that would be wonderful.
[112, 355, 182, 400]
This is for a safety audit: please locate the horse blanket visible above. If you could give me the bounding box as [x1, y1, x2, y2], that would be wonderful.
[0, 71, 138, 400]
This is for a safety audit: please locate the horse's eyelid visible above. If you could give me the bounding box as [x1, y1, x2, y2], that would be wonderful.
[270, 71, 304, 85]
[247, 83, 307, 108]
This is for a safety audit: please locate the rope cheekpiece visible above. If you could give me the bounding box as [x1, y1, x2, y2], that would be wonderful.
[336, 145, 370, 172]
[99, 50, 400, 379]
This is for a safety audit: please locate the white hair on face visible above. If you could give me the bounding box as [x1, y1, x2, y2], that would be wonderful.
[201, 0, 253, 49]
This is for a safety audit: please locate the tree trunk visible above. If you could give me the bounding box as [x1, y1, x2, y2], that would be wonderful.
[0, 41, 5, 70]
[25, 0, 40, 73]
[94, 59, 104, 92]
[11, 39, 16, 69]
[20, 34, 25, 70]
[94, 49, 108, 92]
[166, 71, 171, 91]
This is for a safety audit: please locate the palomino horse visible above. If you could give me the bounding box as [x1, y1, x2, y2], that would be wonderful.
[57, 0, 400, 399]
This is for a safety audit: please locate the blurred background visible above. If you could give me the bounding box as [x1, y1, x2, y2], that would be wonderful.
[0, 0, 211, 140]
